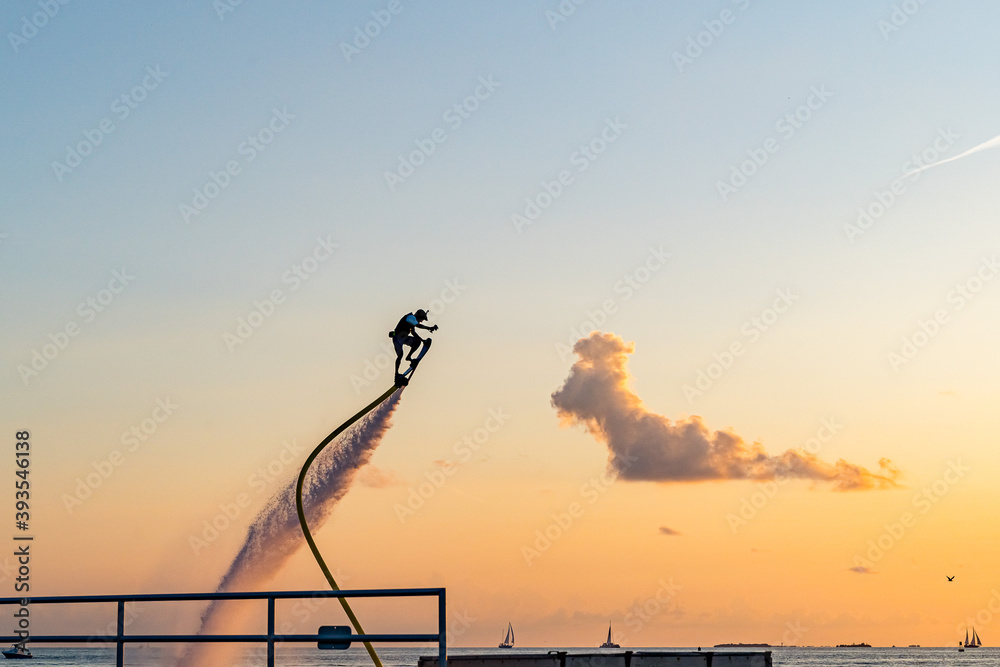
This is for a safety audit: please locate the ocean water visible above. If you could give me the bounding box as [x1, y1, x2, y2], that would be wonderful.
[9, 646, 999, 666]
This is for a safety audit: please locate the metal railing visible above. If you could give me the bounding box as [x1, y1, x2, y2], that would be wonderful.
[0, 586, 446, 667]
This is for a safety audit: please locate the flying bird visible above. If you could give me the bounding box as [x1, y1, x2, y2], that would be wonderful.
[947, 576, 955, 582]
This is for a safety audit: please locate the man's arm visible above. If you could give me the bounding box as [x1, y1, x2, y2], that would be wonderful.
[415, 323, 439, 332]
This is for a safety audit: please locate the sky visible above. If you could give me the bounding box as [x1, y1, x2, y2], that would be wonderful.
[3, 0, 1000, 653]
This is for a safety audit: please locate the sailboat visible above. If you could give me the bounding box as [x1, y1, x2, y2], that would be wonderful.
[499, 622, 514, 649]
[964, 627, 982, 648]
[600, 623, 620, 649]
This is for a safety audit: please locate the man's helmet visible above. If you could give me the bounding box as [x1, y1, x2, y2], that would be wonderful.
[415, 309, 428, 321]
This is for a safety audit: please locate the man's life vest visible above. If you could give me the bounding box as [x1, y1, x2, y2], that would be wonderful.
[390, 313, 417, 338]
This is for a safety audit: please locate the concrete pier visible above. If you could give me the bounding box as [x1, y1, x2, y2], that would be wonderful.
[420, 650, 772, 667]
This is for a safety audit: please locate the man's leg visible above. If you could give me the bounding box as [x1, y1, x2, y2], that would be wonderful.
[393, 337, 405, 375]
[404, 335, 421, 361]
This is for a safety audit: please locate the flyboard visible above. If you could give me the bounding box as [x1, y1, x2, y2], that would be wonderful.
[395, 338, 432, 386]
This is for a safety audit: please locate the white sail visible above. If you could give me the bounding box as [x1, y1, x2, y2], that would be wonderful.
[963, 627, 983, 648]
[500, 622, 514, 648]
[600, 622, 620, 648]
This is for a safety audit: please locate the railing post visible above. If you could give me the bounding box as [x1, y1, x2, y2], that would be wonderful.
[438, 588, 447, 667]
[116, 600, 125, 667]
[267, 596, 275, 667]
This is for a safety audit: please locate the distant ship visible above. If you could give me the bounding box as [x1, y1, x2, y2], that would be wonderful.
[499, 622, 515, 649]
[599, 623, 620, 649]
[715, 643, 771, 648]
[836, 643, 871, 648]
[1, 642, 32, 659]
[964, 627, 982, 648]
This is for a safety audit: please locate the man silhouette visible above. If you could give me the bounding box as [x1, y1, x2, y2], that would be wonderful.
[390, 308, 438, 384]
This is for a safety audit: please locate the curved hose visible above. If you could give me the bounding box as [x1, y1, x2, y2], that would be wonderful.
[295, 383, 400, 667]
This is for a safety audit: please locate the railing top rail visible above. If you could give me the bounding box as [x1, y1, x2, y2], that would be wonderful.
[0, 633, 440, 644]
[0, 587, 445, 605]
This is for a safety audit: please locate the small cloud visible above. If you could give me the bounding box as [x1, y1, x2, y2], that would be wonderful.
[848, 566, 876, 575]
[357, 465, 399, 488]
[658, 526, 682, 536]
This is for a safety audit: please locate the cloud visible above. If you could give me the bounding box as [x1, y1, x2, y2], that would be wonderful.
[658, 526, 682, 536]
[358, 464, 400, 488]
[848, 566, 876, 575]
[551, 332, 900, 491]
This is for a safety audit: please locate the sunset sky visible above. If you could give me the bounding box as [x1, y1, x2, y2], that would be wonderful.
[3, 0, 1000, 651]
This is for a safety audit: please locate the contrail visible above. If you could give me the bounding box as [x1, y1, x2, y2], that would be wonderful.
[905, 134, 1000, 176]
[179, 391, 403, 667]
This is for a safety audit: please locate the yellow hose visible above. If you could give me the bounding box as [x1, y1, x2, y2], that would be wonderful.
[295, 383, 400, 667]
